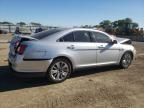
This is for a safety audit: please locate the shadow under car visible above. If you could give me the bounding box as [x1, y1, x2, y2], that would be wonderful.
[0, 65, 121, 92]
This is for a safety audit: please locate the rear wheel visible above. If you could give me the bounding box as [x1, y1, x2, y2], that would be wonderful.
[120, 52, 133, 69]
[47, 58, 72, 83]
[8, 61, 14, 72]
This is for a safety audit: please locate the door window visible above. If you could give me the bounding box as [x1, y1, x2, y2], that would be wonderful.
[59, 32, 74, 42]
[74, 31, 91, 42]
[92, 32, 112, 43]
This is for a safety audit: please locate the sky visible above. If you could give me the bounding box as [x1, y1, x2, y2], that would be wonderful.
[0, 0, 144, 27]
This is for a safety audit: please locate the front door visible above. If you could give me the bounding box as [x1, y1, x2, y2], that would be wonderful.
[92, 31, 120, 64]
[96, 43, 120, 64]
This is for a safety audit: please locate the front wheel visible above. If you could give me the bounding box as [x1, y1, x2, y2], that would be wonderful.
[120, 52, 133, 69]
[47, 58, 72, 83]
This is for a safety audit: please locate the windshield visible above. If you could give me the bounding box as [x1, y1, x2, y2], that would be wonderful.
[31, 29, 66, 39]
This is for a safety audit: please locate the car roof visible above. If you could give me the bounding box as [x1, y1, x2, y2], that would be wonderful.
[36, 28, 112, 42]
[65, 28, 103, 32]
[64, 28, 110, 36]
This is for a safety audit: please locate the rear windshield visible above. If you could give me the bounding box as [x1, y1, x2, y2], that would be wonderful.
[31, 29, 65, 39]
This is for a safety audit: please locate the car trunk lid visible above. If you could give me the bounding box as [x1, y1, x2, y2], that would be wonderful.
[9, 35, 38, 56]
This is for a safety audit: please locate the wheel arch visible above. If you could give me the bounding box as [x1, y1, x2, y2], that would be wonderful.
[119, 50, 134, 64]
[52, 56, 75, 71]
[119, 50, 134, 69]
[122, 50, 134, 60]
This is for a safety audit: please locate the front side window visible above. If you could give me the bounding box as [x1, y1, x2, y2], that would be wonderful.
[74, 31, 91, 42]
[92, 32, 112, 43]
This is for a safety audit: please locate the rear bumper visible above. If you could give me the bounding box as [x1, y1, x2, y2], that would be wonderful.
[133, 48, 137, 61]
[8, 56, 52, 77]
[9, 63, 46, 78]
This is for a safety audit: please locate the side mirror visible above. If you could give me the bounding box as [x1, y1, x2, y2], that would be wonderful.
[110, 40, 117, 44]
[113, 40, 117, 44]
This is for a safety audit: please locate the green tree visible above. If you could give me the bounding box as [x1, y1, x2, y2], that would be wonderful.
[98, 18, 139, 35]
[99, 20, 112, 29]
[93, 25, 100, 28]
[1, 21, 13, 25]
[125, 18, 132, 23]
[115, 18, 139, 35]
[17, 22, 26, 26]
[132, 22, 138, 29]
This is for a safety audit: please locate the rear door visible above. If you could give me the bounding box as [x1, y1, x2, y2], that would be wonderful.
[59, 31, 97, 67]
[73, 31, 96, 67]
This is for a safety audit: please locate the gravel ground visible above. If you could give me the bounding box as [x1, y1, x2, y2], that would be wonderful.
[0, 35, 144, 108]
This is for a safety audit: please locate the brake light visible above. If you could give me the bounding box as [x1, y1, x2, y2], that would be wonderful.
[14, 41, 20, 49]
[15, 41, 20, 46]
[17, 44, 27, 55]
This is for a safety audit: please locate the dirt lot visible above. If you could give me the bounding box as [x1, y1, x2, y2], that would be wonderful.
[0, 35, 144, 108]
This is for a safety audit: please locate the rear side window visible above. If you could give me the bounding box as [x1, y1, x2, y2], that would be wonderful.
[59, 33, 74, 42]
[31, 29, 64, 39]
[74, 31, 91, 42]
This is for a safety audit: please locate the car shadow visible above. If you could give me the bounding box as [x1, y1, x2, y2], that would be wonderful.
[0, 65, 121, 92]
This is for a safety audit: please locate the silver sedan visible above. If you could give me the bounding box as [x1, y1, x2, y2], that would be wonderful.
[8, 28, 136, 83]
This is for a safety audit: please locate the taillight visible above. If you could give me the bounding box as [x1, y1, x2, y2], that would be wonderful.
[14, 41, 20, 49]
[15, 41, 20, 46]
[17, 44, 27, 55]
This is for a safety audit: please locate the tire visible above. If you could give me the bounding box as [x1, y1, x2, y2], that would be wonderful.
[8, 61, 14, 72]
[120, 52, 133, 69]
[47, 58, 72, 83]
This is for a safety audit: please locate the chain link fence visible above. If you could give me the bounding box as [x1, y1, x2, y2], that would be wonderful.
[0, 24, 56, 34]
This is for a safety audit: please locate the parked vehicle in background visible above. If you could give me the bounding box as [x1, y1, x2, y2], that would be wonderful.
[34, 27, 43, 33]
[0, 29, 7, 34]
[14, 27, 31, 35]
[8, 28, 136, 83]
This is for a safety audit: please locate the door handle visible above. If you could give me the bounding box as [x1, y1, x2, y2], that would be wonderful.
[67, 45, 75, 49]
[98, 45, 104, 48]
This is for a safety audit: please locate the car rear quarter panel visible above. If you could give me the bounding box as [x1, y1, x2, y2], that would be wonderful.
[23, 41, 78, 69]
